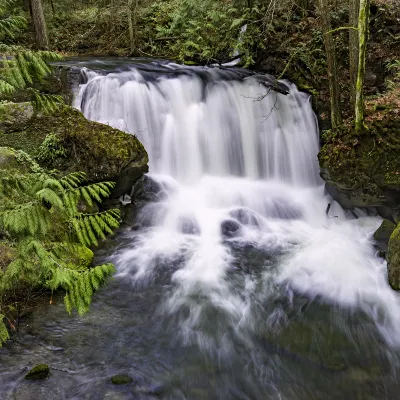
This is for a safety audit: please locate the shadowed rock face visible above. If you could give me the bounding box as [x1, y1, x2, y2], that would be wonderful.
[0, 103, 148, 199]
[319, 118, 400, 221]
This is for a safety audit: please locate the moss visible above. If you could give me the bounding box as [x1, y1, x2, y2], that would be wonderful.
[111, 374, 133, 385]
[0, 103, 149, 194]
[25, 364, 50, 380]
[388, 224, 400, 290]
[373, 220, 396, 243]
[69, 245, 94, 269]
[0, 243, 16, 270]
[319, 116, 400, 208]
[0, 147, 36, 173]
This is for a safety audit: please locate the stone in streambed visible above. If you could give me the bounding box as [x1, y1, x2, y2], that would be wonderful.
[221, 219, 241, 237]
[111, 374, 133, 385]
[25, 364, 50, 380]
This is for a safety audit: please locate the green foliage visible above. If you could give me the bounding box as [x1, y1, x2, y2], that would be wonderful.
[142, 0, 265, 66]
[385, 59, 400, 90]
[0, 0, 63, 112]
[36, 132, 67, 163]
[0, 154, 121, 346]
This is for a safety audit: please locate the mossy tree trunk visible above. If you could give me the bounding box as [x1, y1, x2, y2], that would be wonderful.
[317, 0, 342, 130]
[30, 0, 49, 49]
[127, 0, 139, 54]
[349, 0, 360, 107]
[355, 0, 370, 134]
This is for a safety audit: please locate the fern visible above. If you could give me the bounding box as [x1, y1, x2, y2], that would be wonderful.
[0, 159, 121, 346]
[0, 0, 64, 112]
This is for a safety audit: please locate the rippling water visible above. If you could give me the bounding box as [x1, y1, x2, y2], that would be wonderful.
[1, 60, 399, 399]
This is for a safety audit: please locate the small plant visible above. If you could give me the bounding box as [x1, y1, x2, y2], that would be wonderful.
[385, 59, 400, 90]
[36, 133, 67, 164]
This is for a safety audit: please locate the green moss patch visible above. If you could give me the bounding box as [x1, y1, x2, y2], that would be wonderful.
[111, 374, 133, 385]
[25, 364, 50, 380]
[0, 103, 148, 194]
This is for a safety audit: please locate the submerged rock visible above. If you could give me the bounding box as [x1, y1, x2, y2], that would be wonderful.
[111, 374, 133, 385]
[25, 364, 50, 380]
[178, 217, 200, 235]
[388, 224, 400, 290]
[230, 208, 259, 226]
[0, 103, 149, 198]
[221, 219, 241, 237]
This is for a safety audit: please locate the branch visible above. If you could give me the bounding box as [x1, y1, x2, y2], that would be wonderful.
[324, 26, 358, 35]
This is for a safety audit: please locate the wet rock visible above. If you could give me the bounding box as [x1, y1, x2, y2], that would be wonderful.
[373, 219, 396, 255]
[178, 217, 200, 235]
[388, 224, 400, 290]
[25, 364, 50, 380]
[131, 175, 165, 203]
[221, 219, 241, 237]
[111, 374, 133, 385]
[230, 208, 259, 226]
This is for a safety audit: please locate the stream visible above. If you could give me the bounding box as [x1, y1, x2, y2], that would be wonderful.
[1, 59, 400, 399]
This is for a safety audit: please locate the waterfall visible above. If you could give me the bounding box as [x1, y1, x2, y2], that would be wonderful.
[75, 61, 400, 350]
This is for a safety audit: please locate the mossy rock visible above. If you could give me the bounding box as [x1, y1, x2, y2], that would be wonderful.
[373, 219, 396, 254]
[387, 224, 400, 290]
[111, 374, 133, 385]
[0, 103, 149, 197]
[0, 147, 36, 173]
[318, 117, 400, 217]
[25, 364, 50, 380]
[64, 244, 94, 270]
[0, 102, 34, 134]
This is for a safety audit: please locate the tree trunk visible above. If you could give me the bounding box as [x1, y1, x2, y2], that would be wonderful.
[30, 0, 49, 49]
[128, 0, 139, 54]
[128, 0, 134, 53]
[355, 0, 370, 134]
[317, 0, 342, 130]
[349, 0, 360, 107]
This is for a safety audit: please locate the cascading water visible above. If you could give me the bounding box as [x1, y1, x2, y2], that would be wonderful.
[75, 61, 400, 347]
[3, 60, 400, 399]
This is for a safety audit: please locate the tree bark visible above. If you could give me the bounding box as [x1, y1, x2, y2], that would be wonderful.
[349, 0, 360, 107]
[30, 0, 49, 49]
[355, 0, 370, 134]
[127, 0, 139, 54]
[317, 0, 342, 130]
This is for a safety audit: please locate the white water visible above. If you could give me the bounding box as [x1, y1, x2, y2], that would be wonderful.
[75, 63, 400, 348]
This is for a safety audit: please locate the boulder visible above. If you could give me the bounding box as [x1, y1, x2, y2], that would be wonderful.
[0, 103, 148, 198]
[388, 224, 400, 290]
[373, 219, 396, 255]
[25, 364, 50, 380]
[0, 147, 36, 173]
[221, 219, 241, 238]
